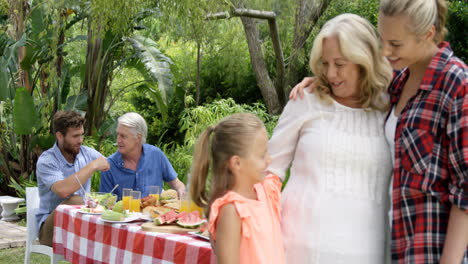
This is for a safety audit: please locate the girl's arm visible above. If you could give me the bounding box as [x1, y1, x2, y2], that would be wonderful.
[214, 203, 241, 264]
[440, 205, 468, 264]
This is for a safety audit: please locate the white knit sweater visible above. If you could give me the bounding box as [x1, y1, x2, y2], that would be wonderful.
[269, 93, 392, 264]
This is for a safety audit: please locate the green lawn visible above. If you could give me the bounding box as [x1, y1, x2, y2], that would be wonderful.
[0, 247, 69, 263]
[0, 219, 69, 263]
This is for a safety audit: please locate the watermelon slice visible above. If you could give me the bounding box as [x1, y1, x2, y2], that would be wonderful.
[154, 210, 178, 225]
[176, 212, 188, 219]
[176, 211, 205, 229]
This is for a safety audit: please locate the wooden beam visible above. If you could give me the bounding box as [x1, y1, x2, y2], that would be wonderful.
[206, 8, 286, 106]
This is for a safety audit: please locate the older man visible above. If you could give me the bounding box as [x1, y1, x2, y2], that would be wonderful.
[100, 112, 185, 199]
[36, 111, 110, 246]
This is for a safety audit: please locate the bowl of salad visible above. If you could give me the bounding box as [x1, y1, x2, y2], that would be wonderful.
[84, 192, 117, 210]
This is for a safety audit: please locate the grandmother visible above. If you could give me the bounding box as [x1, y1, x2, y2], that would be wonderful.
[268, 14, 393, 263]
[100, 112, 185, 199]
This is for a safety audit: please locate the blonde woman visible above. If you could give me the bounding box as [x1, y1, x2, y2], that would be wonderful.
[379, 0, 467, 263]
[268, 14, 393, 263]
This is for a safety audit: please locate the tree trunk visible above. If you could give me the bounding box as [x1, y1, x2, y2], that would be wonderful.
[8, 0, 33, 179]
[240, 16, 281, 114]
[83, 19, 118, 135]
[196, 41, 201, 106]
[207, 8, 286, 111]
[84, 22, 104, 135]
[53, 9, 67, 115]
[285, 0, 332, 95]
[9, 0, 31, 93]
[267, 18, 286, 106]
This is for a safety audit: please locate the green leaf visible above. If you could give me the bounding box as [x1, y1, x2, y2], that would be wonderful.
[147, 84, 168, 121]
[13, 87, 38, 135]
[14, 204, 27, 215]
[31, 0, 47, 38]
[127, 35, 174, 104]
[79, 62, 86, 82]
[60, 67, 72, 104]
[30, 134, 55, 150]
[98, 117, 117, 138]
[19, 43, 37, 70]
[4, 34, 26, 64]
[64, 92, 88, 111]
[0, 35, 26, 101]
[134, 83, 168, 120]
[0, 58, 11, 101]
[102, 30, 116, 52]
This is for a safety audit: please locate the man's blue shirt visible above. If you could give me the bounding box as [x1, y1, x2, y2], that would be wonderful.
[99, 144, 177, 199]
[36, 143, 102, 230]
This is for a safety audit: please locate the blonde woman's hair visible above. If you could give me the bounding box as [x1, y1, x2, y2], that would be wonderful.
[189, 113, 265, 218]
[118, 112, 148, 144]
[309, 13, 393, 112]
[380, 0, 447, 44]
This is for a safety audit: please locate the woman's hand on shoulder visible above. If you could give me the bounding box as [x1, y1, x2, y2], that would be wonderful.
[289, 77, 318, 100]
[215, 203, 241, 264]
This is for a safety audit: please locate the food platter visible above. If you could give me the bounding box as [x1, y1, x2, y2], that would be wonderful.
[141, 222, 199, 234]
[77, 209, 102, 215]
[77, 206, 103, 215]
[100, 213, 151, 223]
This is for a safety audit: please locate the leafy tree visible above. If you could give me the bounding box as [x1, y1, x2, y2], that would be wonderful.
[285, 0, 333, 98]
[166, 98, 278, 184]
[0, 0, 175, 195]
[446, 0, 467, 61]
[200, 0, 334, 114]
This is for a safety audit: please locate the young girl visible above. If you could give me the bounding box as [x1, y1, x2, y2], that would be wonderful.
[189, 113, 285, 264]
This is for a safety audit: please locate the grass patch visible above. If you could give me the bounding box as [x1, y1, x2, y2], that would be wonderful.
[0, 247, 69, 263]
[16, 218, 26, 227]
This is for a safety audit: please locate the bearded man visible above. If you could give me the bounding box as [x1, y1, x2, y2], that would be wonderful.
[36, 110, 110, 246]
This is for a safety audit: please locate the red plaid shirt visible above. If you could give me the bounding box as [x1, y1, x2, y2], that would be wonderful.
[389, 42, 468, 263]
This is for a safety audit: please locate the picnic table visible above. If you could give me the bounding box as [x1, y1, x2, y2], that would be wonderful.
[53, 205, 216, 264]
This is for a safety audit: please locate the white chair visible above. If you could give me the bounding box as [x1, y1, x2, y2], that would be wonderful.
[24, 187, 64, 264]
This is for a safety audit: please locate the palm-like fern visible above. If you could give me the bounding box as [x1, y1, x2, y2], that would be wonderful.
[127, 35, 174, 104]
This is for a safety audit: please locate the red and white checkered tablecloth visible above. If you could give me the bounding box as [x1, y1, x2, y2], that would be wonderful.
[53, 205, 216, 264]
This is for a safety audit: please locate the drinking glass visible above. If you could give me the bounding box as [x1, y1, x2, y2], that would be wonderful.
[122, 188, 132, 210]
[180, 193, 191, 213]
[148, 186, 161, 200]
[191, 200, 204, 216]
[130, 190, 141, 212]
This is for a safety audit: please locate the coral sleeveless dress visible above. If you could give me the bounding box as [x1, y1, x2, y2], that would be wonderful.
[208, 175, 285, 264]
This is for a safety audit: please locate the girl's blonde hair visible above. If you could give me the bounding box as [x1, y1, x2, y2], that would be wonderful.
[189, 113, 265, 217]
[309, 13, 393, 112]
[379, 0, 447, 44]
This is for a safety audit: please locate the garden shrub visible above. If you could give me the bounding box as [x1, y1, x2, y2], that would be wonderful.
[164, 98, 278, 185]
[446, 0, 467, 61]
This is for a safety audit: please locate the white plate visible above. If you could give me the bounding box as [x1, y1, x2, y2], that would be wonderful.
[77, 208, 102, 215]
[188, 231, 209, 241]
[100, 213, 151, 223]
